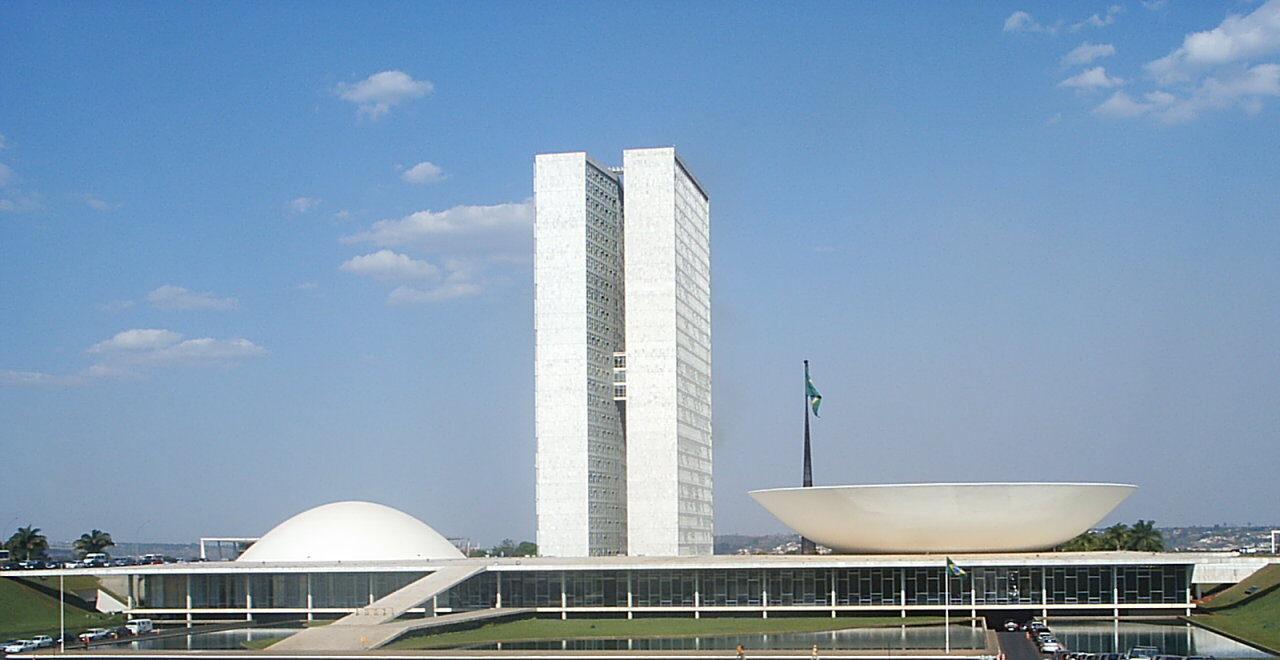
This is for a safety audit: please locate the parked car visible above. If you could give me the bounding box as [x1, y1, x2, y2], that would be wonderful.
[1128, 646, 1160, 660]
[106, 626, 131, 640]
[3, 640, 38, 653]
[125, 619, 154, 635]
[1040, 640, 1063, 653]
[78, 629, 109, 643]
[82, 553, 109, 568]
[30, 636, 53, 648]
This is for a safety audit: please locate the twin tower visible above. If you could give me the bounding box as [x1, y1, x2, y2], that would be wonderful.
[534, 147, 713, 557]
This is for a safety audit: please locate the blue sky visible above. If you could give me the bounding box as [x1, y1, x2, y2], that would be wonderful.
[2, 1, 1278, 546]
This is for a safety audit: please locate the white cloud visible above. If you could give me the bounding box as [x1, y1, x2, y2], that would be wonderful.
[1063, 42, 1117, 66]
[96, 299, 136, 312]
[339, 249, 440, 282]
[88, 328, 184, 353]
[288, 197, 321, 213]
[1146, 0, 1280, 84]
[81, 193, 121, 211]
[335, 70, 433, 119]
[1071, 5, 1122, 32]
[3, 329, 266, 385]
[341, 199, 531, 304]
[1140, 0, 1167, 10]
[1060, 66, 1126, 89]
[0, 192, 41, 213]
[0, 134, 8, 149]
[1092, 90, 1176, 118]
[1006, 7, 1122, 36]
[147, 285, 238, 310]
[1153, 63, 1280, 123]
[343, 199, 532, 256]
[294, 282, 318, 290]
[1004, 11, 1050, 33]
[0, 163, 12, 186]
[387, 281, 482, 304]
[401, 161, 445, 184]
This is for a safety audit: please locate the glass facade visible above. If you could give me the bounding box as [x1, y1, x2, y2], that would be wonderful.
[133, 572, 426, 610]
[128, 564, 1189, 615]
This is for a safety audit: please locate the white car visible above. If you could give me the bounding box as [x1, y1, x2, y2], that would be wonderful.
[4, 639, 39, 653]
[78, 628, 109, 643]
[30, 635, 54, 648]
[1040, 641, 1063, 653]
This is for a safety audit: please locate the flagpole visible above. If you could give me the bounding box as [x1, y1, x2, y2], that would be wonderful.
[945, 565, 951, 653]
[801, 360, 816, 555]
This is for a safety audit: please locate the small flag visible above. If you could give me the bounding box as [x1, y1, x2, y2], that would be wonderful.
[946, 557, 967, 577]
[805, 363, 822, 417]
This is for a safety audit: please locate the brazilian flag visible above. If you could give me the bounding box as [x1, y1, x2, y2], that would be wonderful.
[805, 363, 822, 417]
[946, 557, 967, 577]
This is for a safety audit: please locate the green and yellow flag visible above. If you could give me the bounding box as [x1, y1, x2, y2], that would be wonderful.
[805, 362, 822, 417]
[946, 557, 967, 577]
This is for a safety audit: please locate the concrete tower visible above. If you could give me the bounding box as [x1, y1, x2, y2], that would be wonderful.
[534, 147, 711, 557]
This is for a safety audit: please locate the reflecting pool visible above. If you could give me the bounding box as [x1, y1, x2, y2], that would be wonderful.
[1051, 621, 1271, 659]
[469, 624, 987, 651]
[130, 628, 300, 650]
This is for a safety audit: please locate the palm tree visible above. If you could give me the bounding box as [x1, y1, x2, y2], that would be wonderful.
[1127, 519, 1164, 551]
[74, 529, 115, 558]
[1100, 523, 1131, 551]
[4, 525, 49, 560]
[1059, 531, 1102, 551]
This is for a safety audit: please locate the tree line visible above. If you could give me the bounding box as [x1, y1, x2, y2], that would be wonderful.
[4, 525, 117, 560]
[1057, 520, 1165, 552]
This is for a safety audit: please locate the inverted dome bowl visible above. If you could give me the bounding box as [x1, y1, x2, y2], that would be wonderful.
[749, 482, 1136, 554]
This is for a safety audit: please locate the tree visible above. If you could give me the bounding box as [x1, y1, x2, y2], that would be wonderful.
[74, 529, 115, 558]
[490, 539, 537, 557]
[1127, 519, 1165, 552]
[1100, 523, 1131, 551]
[1056, 520, 1165, 552]
[5, 525, 49, 560]
[1058, 531, 1102, 551]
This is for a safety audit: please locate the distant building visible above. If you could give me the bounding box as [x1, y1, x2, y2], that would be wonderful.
[534, 147, 712, 557]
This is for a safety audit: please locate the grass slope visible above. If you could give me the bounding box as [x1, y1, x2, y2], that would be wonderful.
[1198, 564, 1280, 610]
[1190, 565, 1280, 653]
[388, 615, 945, 649]
[0, 577, 124, 639]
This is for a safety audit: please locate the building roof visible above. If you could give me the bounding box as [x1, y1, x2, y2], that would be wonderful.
[234, 501, 464, 563]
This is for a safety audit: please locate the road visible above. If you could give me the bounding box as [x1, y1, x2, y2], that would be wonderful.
[997, 631, 1042, 660]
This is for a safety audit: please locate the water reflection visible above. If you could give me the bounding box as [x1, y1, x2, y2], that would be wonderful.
[1051, 621, 1271, 659]
[470, 624, 986, 651]
[130, 628, 300, 650]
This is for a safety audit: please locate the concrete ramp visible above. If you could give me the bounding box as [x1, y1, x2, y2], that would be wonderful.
[273, 564, 491, 651]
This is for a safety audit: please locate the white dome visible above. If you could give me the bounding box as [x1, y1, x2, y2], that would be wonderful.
[236, 501, 464, 563]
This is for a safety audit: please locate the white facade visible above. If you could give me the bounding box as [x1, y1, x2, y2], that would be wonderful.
[534, 147, 711, 557]
[622, 148, 713, 556]
[534, 152, 627, 557]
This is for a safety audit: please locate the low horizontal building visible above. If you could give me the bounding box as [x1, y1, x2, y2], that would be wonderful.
[12, 550, 1274, 624]
[8, 502, 1273, 629]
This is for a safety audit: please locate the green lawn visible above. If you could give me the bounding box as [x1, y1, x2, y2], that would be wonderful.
[1189, 565, 1280, 654]
[388, 615, 946, 649]
[1187, 567, 1280, 654]
[1199, 564, 1280, 611]
[0, 576, 125, 639]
